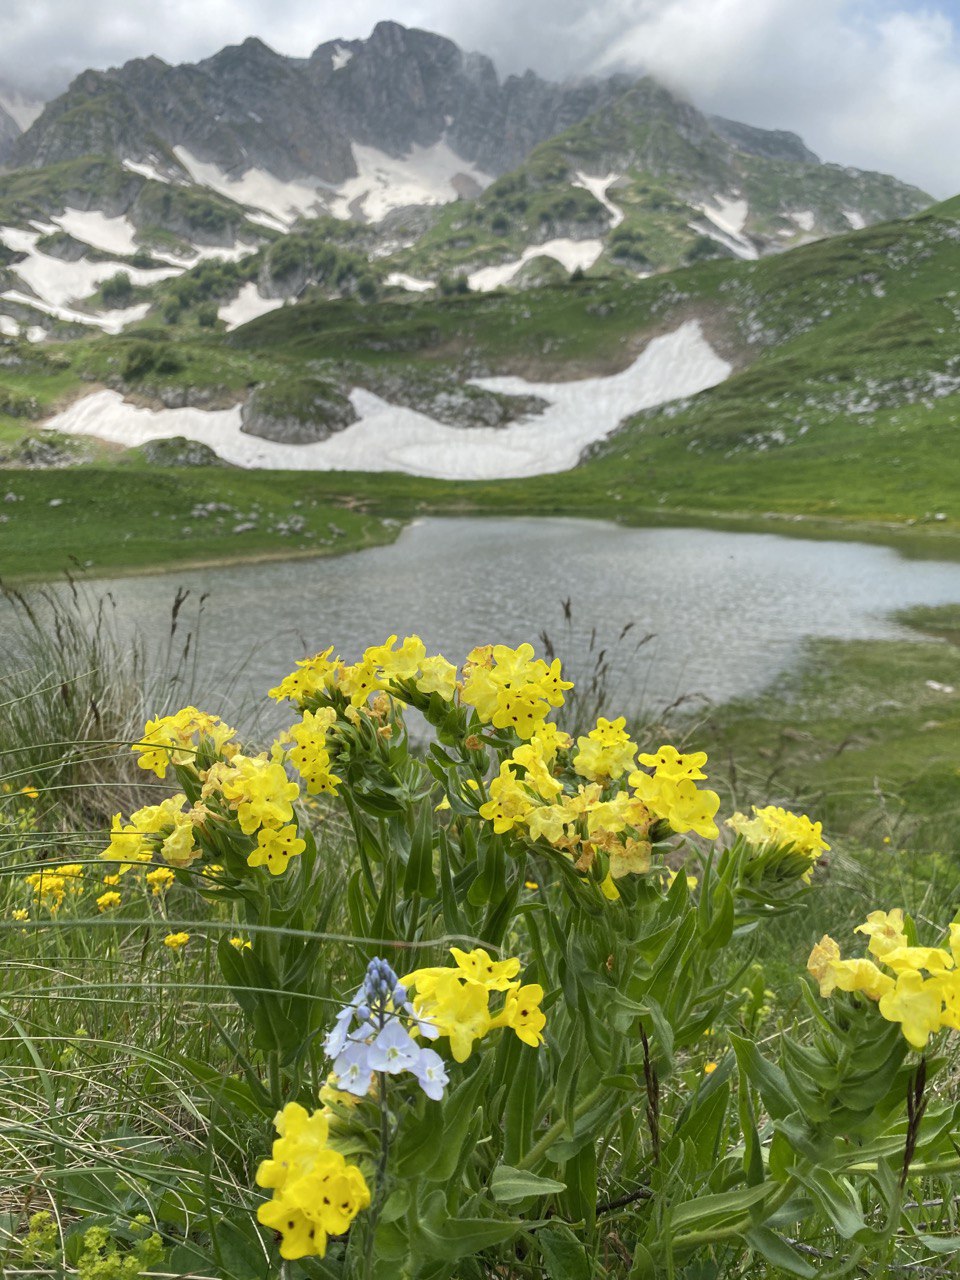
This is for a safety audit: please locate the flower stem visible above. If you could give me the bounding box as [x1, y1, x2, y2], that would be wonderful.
[362, 1071, 391, 1280]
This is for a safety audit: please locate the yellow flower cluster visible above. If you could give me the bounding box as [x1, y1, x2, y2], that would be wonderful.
[629, 746, 721, 840]
[808, 910, 960, 1049]
[145, 866, 175, 896]
[269, 635, 459, 711]
[134, 707, 237, 779]
[256, 1103, 370, 1260]
[403, 948, 546, 1061]
[460, 643, 572, 739]
[573, 716, 638, 783]
[727, 805, 830, 860]
[203, 755, 305, 876]
[278, 708, 341, 795]
[104, 794, 197, 873]
[25, 863, 85, 912]
[475, 734, 720, 893]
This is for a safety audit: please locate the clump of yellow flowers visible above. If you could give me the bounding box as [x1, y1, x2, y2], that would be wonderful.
[403, 947, 547, 1061]
[104, 637, 826, 914]
[256, 1103, 370, 1260]
[808, 910, 960, 1049]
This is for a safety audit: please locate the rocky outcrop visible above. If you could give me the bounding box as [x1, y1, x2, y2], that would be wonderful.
[140, 436, 227, 465]
[709, 116, 819, 166]
[239, 379, 358, 444]
[5, 23, 712, 186]
[354, 365, 548, 427]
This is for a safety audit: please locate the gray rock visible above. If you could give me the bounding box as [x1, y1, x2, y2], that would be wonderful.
[240, 379, 358, 444]
[140, 436, 228, 466]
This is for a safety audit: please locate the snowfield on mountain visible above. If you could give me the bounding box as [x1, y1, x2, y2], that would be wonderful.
[43, 320, 730, 478]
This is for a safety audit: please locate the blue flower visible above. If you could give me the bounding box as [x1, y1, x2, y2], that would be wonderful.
[411, 1048, 449, 1101]
[333, 1037, 374, 1097]
[366, 1019, 422, 1075]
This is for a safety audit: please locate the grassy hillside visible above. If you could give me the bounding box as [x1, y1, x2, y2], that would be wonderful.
[4, 194, 960, 577]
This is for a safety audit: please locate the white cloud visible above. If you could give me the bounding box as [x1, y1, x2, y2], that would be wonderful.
[1, 0, 960, 196]
[587, 0, 960, 194]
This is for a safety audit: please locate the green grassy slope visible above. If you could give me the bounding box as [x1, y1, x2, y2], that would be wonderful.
[5, 195, 960, 577]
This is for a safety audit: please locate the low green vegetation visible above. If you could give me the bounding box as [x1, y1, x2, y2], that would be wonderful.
[2, 589, 959, 1277]
[701, 604, 960, 855]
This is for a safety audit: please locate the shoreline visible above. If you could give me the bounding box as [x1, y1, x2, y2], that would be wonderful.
[6, 497, 960, 585]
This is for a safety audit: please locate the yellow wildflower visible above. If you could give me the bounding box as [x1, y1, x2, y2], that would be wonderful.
[637, 745, 708, 780]
[807, 935, 842, 995]
[478, 762, 534, 833]
[96, 891, 122, 912]
[229, 936, 252, 950]
[491, 983, 546, 1048]
[163, 931, 190, 951]
[727, 806, 829, 859]
[573, 716, 638, 782]
[256, 1102, 370, 1260]
[145, 867, 176, 896]
[268, 647, 343, 707]
[214, 755, 300, 835]
[878, 970, 945, 1050]
[854, 909, 908, 959]
[415, 653, 458, 700]
[11, 908, 29, 921]
[280, 708, 341, 795]
[449, 947, 521, 990]
[248, 824, 307, 876]
[828, 958, 895, 1002]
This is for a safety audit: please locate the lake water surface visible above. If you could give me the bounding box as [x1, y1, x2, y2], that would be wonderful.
[9, 518, 960, 723]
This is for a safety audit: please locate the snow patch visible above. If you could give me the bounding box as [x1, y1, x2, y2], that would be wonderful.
[688, 221, 758, 262]
[218, 283, 286, 331]
[468, 238, 604, 292]
[573, 172, 624, 228]
[843, 209, 866, 230]
[791, 210, 815, 232]
[0, 225, 178, 310]
[699, 195, 749, 237]
[51, 208, 140, 256]
[385, 272, 435, 292]
[331, 141, 493, 222]
[2, 290, 149, 333]
[173, 147, 325, 226]
[173, 140, 492, 227]
[46, 319, 731, 479]
[122, 157, 172, 185]
[332, 46, 354, 71]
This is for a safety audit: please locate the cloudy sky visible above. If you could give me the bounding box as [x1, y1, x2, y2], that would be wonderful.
[2, 0, 959, 196]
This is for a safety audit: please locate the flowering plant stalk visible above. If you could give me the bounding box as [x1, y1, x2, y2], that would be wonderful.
[98, 638, 960, 1277]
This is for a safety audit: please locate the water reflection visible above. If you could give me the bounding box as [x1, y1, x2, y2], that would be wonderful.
[7, 518, 960, 728]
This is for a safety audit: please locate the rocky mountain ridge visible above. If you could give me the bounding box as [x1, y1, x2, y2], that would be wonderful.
[0, 21, 934, 344]
[9, 23, 634, 189]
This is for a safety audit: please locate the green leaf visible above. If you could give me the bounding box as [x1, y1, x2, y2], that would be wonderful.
[671, 1182, 773, 1233]
[403, 799, 437, 898]
[745, 1227, 817, 1278]
[503, 1039, 540, 1165]
[701, 881, 735, 951]
[490, 1165, 566, 1203]
[538, 1223, 592, 1280]
[413, 1189, 523, 1262]
[602, 1074, 639, 1091]
[917, 1233, 960, 1255]
[396, 1059, 491, 1182]
[792, 1167, 865, 1239]
[628, 1242, 656, 1279]
[730, 1032, 795, 1121]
